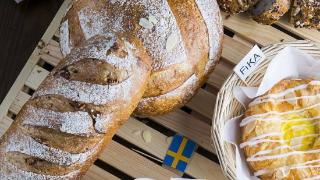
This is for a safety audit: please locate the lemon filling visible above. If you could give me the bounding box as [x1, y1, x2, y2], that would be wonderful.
[281, 110, 319, 151]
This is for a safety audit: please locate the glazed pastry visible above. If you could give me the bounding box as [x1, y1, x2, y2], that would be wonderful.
[241, 79, 320, 179]
[251, 0, 291, 25]
[291, 0, 320, 30]
[60, 0, 223, 116]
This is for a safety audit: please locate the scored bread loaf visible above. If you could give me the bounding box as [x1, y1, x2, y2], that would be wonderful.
[217, 0, 258, 14]
[0, 36, 151, 179]
[291, 0, 320, 30]
[251, 0, 291, 25]
[60, 0, 223, 116]
[0, 0, 223, 179]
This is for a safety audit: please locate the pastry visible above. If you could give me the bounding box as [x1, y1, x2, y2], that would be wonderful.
[217, 0, 258, 14]
[60, 0, 224, 116]
[241, 79, 320, 179]
[291, 0, 320, 30]
[251, 0, 291, 25]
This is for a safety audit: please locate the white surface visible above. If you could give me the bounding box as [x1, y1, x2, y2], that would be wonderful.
[223, 46, 320, 180]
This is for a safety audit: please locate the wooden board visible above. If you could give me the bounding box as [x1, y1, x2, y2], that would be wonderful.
[0, 0, 319, 179]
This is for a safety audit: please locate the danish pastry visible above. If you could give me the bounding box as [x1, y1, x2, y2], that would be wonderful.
[241, 79, 320, 179]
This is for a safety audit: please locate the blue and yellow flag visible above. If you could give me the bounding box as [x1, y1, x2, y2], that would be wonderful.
[163, 134, 197, 173]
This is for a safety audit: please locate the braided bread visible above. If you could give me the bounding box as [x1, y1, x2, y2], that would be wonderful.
[0, 0, 223, 178]
[60, 0, 223, 116]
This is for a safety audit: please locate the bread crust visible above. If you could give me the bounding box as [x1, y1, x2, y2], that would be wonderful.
[60, 0, 223, 115]
[242, 79, 320, 179]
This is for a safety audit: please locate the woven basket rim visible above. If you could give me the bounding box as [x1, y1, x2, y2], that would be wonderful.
[211, 40, 320, 180]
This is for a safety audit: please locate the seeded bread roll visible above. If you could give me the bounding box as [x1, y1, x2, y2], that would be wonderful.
[291, 0, 320, 30]
[217, 0, 258, 14]
[251, 0, 291, 25]
[60, 0, 223, 116]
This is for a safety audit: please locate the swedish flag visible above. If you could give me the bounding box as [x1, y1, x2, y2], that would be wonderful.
[164, 135, 197, 172]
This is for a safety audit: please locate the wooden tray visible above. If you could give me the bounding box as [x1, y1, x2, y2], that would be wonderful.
[0, 0, 319, 179]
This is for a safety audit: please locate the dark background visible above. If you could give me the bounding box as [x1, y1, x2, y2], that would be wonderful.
[0, 0, 64, 103]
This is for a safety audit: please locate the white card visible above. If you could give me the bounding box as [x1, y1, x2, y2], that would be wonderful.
[233, 45, 266, 82]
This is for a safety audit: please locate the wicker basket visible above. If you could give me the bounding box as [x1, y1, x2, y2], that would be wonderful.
[211, 40, 320, 180]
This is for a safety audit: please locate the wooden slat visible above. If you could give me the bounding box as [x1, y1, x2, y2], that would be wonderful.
[40, 53, 60, 66]
[117, 118, 168, 159]
[25, 65, 50, 90]
[186, 89, 216, 119]
[149, 109, 214, 153]
[232, 34, 255, 48]
[49, 39, 60, 47]
[116, 118, 225, 179]
[54, 29, 60, 39]
[84, 165, 120, 180]
[8, 91, 30, 114]
[222, 35, 252, 64]
[43, 43, 63, 59]
[208, 61, 234, 89]
[0, 116, 13, 136]
[276, 16, 320, 42]
[222, 12, 296, 46]
[100, 141, 178, 180]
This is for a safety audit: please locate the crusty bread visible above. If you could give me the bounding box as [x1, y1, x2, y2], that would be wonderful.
[0, 0, 223, 178]
[217, 0, 258, 14]
[60, 0, 223, 116]
[0, 36, 151, 179]
[291, 0, 320, 30]
[241, 79, 320, 179]
[251, 0, 291, 25]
